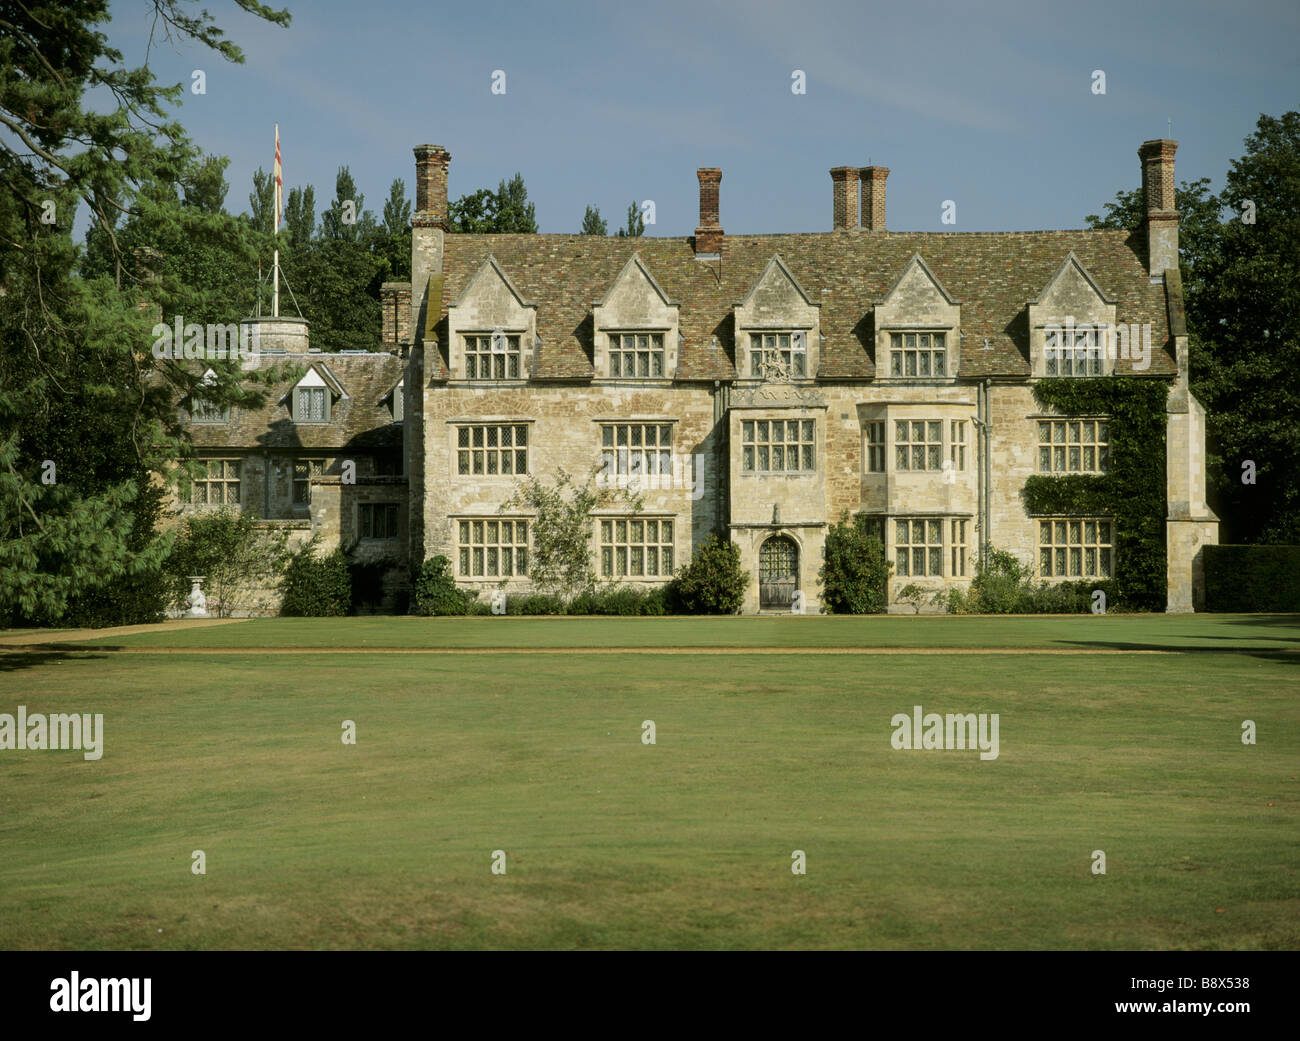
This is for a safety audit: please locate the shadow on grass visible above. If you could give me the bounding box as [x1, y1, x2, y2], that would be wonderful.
[0, 651, 111, 671]
[1058, 640, 1299, 665]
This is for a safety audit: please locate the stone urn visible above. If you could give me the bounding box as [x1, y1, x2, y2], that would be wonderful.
[187, 576, 208, 618]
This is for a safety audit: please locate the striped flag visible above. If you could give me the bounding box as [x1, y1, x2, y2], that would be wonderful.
[273, 123, 283, 234]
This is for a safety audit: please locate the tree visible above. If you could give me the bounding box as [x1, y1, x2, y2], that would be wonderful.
[502, 468, 640, 598]
[320, 165, 376, 242]
[1192, 112, 1300, 543]
[283, 184, 316, 246]
[493, 173, 538, 233]
[248, 166, 275, 234]
[616, 201, 645, 238]
[580, 205, 607, 235]
[378, 178, 412, 279]
[1086, 110, 1300, 543]
[449, 174, 538, 233]
[292, 237, 384, 351]
[449, 188, 499, 233]
[0, 0, 290, 626]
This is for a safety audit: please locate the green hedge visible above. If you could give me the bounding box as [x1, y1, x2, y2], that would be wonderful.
[1023, 378, 1169, 611]
[1204, 545, 1300, 612]
[280, 546, 351, 617]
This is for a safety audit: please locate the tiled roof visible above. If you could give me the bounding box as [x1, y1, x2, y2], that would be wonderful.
[186, 352, 404, 451]
[432, 228, 1176, 381]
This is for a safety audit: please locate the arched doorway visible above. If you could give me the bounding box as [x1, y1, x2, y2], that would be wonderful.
[759, 535, 799, 610]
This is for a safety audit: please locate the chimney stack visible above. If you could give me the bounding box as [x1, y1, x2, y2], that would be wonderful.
[694, 168, 723, 255]
[830, 167, 860, 230]
[1138, 139, 1178, 278]
[413, 144, 451, 229]
[861, 166, 889, 232]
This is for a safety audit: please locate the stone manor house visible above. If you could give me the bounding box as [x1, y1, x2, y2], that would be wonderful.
[175, 138, 1218, 613]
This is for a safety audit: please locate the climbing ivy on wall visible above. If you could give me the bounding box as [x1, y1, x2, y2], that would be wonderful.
[1022, 378, 1170, 610]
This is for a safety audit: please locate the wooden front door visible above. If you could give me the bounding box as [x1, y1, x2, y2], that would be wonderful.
[759, 536, 798, 609]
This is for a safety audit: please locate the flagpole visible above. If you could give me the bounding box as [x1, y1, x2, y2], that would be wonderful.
[273, 123, 282, 318]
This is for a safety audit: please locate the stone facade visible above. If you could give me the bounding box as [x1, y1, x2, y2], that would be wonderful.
[171, 137, 1218, 614]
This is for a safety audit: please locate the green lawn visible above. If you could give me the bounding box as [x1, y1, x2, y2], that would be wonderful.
[0, 615, 1296, 949]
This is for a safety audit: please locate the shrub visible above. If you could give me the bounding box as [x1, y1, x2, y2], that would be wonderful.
[280, 541, 351, 616]
[567, 584, 670, 616]
[506, 593, 566, 615]
[670, 534, 748, 614]
[937, 548, 1113, 614]
[895, 583, 928, 614]
[820, 514, 892, 614]
[413, 555, 477, 616]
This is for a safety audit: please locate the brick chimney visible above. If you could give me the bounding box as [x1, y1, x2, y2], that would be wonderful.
[1138, 139, 1178, 278]
[413, 144, 451, 229]
[830, 167, 860, 230]
[861, 166, 889, 232]
[694, 168, 723, 255]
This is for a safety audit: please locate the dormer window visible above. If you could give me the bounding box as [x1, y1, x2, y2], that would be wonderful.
[465, 334, 521, 380]
[1044, 326, 1104, 376]
[610, 333, 665, 378]
[889, 332, 947, 377]
[190, 369, 229, 423]
[749, 332, 807, 379]
[294, 386, 329, 423]
[191, 398, 229, 423]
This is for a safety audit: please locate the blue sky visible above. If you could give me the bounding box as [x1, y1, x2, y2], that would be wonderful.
[98, 0, 1299, 236]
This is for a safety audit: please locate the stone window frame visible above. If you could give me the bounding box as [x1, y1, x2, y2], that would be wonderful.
[951, 518, 970, 578]
[895, 419, 944, 472]
[1043, 326, 1106, 377]
[597, 515, 675, 580]
[747, 331, 808, 380]
[293, 386, 330, 424]
[599, 422, 674, 479]
[464, 333, 522, 381]
[741, 417, 816, 474]
[888, 331, 948, 378]
[358, 502, 400, 541]
[455, 422, 530, 477]
[950, 421, 968, 471]
[1038, 517, 1114, 580]
[457, 517, 529, 579]
[392, 380, 404, 423]
[865, 421, 887, 473]
[1036, 418, 1110, 474]
[180, 457, 241, 506]
[293, 458, 324, 504]
[894, 516, 945, 578]
[608, 332, 666, 379]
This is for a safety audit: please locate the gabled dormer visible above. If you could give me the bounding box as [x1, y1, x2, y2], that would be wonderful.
[286, 364, 344, 424]
[592, 253, 680, 379]
[1027, 252, 1117, 377]
[446, 255, 538, 381]
[733, 254, 821, 380]
[874, 254, 961, 380]
[189, 368, 230, 423]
